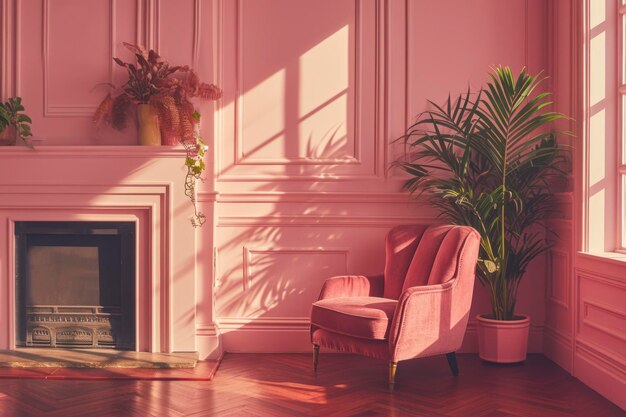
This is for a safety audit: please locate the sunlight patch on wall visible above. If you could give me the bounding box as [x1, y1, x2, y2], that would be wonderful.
[241, 69, 286, 158]
[298, 96, 348, 160]
[298, 25, 349, 160]
[299, 25, 349, 115]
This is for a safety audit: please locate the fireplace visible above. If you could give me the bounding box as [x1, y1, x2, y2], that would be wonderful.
[15, 222, 135, 350]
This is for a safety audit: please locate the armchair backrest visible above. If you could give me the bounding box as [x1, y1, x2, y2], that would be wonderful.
[384, 224, 480, 299]
[383, 225, 428, 299]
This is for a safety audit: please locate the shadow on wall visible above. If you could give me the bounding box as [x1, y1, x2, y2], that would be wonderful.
[211, 0, 390, 330]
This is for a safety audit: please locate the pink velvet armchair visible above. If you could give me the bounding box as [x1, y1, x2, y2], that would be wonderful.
[310, 224, 481, 390]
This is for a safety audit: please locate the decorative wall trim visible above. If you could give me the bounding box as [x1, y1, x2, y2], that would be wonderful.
[575, 339, 626, 380]
[0, 0, 13, 99]
[196, 323, 220, 337]
[146, 0, 158, 51]
[547, 249, 570, 309]
[242, 246, 349, 291]
[192, 0, 201, 68]
[215, 191, 417, 204]
[217, 317, 309, 331]
[216, 0, 383, 181]
[218, 215, 435, 228]
[582, 301, 626, 342]
[13, 0, 21, 97]
[42, 0, 115, 117]
[232, 0, 362, 167]
[544, 324, 572, 346]
[544, 324, 574, 372]
[0, 146, 186, 159]
[135, 0, 143, 45]
[576, 269, 626, 289]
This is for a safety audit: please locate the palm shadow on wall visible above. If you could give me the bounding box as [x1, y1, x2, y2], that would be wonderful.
[202, 0, 444, 356]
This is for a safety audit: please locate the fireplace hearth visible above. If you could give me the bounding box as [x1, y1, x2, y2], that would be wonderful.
[15, 222, 135, 350]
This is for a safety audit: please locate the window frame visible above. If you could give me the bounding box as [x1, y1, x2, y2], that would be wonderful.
[618, 2, 626, 252]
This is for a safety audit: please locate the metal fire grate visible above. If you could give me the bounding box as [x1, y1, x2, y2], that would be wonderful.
[26, 306, 122, 348]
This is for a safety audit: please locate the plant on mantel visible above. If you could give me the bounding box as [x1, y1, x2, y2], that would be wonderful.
[93, 42, 221, 227]
[398, 67, 569, 322]
[0, 97, 34, 148]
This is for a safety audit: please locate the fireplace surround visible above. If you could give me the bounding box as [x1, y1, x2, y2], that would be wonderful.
[15, 221, 135, 349]
[0, 147, 219, 359]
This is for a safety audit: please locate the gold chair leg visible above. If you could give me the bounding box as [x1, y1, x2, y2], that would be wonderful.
[388, 361, 398, 392]
[313, 344, 320, 373]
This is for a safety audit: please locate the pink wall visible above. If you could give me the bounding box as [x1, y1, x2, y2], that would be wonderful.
[2, 1, 552, 356]
[543, 0, 626, 410]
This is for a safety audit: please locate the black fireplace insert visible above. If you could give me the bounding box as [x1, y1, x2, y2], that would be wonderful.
[15, 222, 135, 349]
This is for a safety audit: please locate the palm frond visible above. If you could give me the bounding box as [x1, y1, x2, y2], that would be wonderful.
[398, 66, 569, 320]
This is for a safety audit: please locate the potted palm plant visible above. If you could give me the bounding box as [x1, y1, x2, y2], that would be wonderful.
[0, 97, 34, 148]
[398, 67, 568, 363]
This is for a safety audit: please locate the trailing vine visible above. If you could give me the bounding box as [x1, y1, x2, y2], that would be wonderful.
[183, 111, 207, 227]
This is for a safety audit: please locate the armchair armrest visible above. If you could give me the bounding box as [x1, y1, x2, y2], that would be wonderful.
[317, 274, 384, 300]
[389, 278, 469, 362]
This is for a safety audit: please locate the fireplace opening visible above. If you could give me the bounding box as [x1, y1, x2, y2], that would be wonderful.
[15, 222, 135, 350]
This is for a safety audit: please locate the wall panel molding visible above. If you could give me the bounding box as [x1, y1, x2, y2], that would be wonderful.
[233, 0, 362, 167]
[218, 215, 435, 228]
[0, 0, 15, 99]
[216, 191, 417, 204]
[42, 0, 116, 117]
[575, 339, 626, 381]
[547, 249, 570, 309]
[217, 317, 309, 331]
[216, 0, 384, 181]
[242, 246, 349, 291]
[576, 269, 626, 289]
[582, 301, 626, 342]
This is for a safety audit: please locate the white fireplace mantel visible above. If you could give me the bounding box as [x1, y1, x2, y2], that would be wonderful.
[0, 146, 218, 357]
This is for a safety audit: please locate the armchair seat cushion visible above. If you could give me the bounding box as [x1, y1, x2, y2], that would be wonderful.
[311, 296, 397, 340]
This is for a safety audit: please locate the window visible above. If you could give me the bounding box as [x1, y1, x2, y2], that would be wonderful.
[583, 0, 622, 253]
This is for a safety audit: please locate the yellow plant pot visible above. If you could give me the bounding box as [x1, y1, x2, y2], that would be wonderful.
[137, 104, 161, 146]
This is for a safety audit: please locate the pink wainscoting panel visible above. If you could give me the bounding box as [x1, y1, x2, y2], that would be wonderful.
[407, 0, 530, 123]
[213, 0, 549, 352]
[574, 255, 626, 410]
[216, 0, 380, 183]
[1, 0, 556, 360]
[542, 0, 626, 409]
[543, 0, 577, 374]
[16, 0, 137, 145]
[544, 218, 574, 371]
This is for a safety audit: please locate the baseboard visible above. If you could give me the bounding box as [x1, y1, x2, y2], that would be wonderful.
[221, 328, 312, 353]
[574, 340, 626, 411]
[196, 324, 223, 360]
[543, 325, 573, 372]
[214, 319, 544, 354]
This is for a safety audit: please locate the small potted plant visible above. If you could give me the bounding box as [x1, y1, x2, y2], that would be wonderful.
[93, 42, 221, 146]
[94, 42, 221, 226]
[398, 67, 569, 363]
[0, 97, 34, 148]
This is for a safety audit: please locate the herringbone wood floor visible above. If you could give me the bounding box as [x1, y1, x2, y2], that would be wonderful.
[0, 353, 622, 417]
